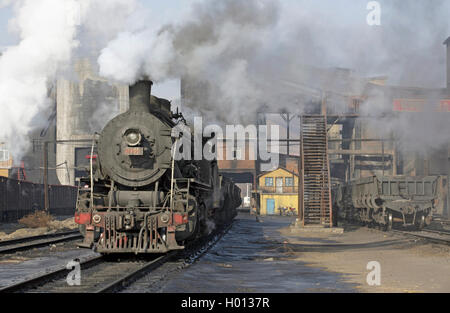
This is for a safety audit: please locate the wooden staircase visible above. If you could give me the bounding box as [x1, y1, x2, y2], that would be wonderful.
[300, 115, 332, 226]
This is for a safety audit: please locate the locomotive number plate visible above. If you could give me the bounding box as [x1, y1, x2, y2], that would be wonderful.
[124, 147, 144, 156]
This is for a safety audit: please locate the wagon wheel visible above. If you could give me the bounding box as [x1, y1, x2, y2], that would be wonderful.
[415, 214, 425, 230]
[359, 210, 367, 227]
[386, 213, 393, 231]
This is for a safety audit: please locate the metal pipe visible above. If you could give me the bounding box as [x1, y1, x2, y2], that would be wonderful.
[44, 141, 49, 212]
[170, 139, 179, 210]
[89, 139, 95, 210]
[129, 80, 153, 113]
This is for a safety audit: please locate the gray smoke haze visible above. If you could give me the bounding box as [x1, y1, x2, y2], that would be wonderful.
[99, 0, 281, 125]
[98, 0, 450, 153]
[98, 1, 450, 87]
[360, 87, 450, 155]
[1, 0, 449, 161]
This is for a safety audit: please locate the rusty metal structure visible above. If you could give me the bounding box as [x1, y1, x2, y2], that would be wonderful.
[299, 115, 333, 226]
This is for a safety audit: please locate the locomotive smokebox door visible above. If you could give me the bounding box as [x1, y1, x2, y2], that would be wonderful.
[97, 81, 172, 188]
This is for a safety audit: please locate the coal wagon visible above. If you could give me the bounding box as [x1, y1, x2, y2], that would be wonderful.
[333, 175, 439, 230]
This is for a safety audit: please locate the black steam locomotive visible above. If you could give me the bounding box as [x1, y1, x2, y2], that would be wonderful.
[75, 80, 241, 254]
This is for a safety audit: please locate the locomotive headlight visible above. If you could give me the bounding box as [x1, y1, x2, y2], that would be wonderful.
[124, 129, 142, 146]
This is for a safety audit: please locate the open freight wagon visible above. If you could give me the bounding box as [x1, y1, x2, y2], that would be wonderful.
[333, 175, 439, 230]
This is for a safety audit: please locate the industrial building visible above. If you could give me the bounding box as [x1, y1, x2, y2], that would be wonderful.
[0, 142, 12, 178]
[55, 59, 129, 186]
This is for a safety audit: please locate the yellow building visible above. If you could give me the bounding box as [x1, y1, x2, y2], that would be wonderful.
[0, 143, 12, 178]
[257, 167, 299, 216]
[0, 169, 8, 178]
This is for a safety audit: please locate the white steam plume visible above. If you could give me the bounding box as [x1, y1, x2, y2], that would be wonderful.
[0, 0, 137, 162]
[0, 0, 80, 160]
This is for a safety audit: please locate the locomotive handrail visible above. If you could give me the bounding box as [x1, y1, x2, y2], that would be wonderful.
[89, 137, 96, 211]
[170, 138, 178, 211]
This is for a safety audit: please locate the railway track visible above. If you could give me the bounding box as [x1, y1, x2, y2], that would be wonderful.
[432, 218, 450, 226]
[391, 229, 450, 246]
[0, 223, 233, 293]
[0, 230, 83, 254]
[352, 220, 450, 246]
[0, 254, 103, 293]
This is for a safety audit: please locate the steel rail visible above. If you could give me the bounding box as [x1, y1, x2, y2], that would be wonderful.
[99, 223, 234, 293]
[95, 252, 177, 293]
[420, 229, 450, 236]
[432, 218, 450, 226]
[391, 230, 450, 246]
[0, 222, 234, 293]
[0, 255, 103, 293]
[0, 231, 82, 254]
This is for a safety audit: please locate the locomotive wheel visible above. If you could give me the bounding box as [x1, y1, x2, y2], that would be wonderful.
[186, 211, 200, 242]
[199, 203, 209, 237]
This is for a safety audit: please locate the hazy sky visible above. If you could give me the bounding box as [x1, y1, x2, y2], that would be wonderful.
[1, 0, 449, 99]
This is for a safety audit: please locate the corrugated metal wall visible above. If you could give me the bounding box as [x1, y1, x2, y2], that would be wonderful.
[0, 177, 77, 222]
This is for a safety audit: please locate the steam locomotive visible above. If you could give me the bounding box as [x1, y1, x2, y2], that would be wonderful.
[75, 80, 241, 254]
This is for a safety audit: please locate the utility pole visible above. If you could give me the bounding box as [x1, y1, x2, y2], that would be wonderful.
[43, 141, 49, 212]
[281, 113, 295, 157]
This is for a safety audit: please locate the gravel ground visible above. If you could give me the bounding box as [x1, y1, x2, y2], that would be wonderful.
[280, 223, 450, 293]
[0, 215, 76, 241]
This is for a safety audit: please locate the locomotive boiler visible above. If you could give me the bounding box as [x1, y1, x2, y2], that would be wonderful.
[75, 80, 241, 254]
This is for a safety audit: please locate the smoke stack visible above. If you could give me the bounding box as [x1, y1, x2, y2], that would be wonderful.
[129, 80, 153, 113]
[445, 37, 450, 90]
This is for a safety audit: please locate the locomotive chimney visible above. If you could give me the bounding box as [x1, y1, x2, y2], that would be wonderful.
[445, 37, 450, 90]
[129, 79, 153, 113]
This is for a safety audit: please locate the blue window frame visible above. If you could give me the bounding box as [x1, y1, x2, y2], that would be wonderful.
[265, 177, 274, 187]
